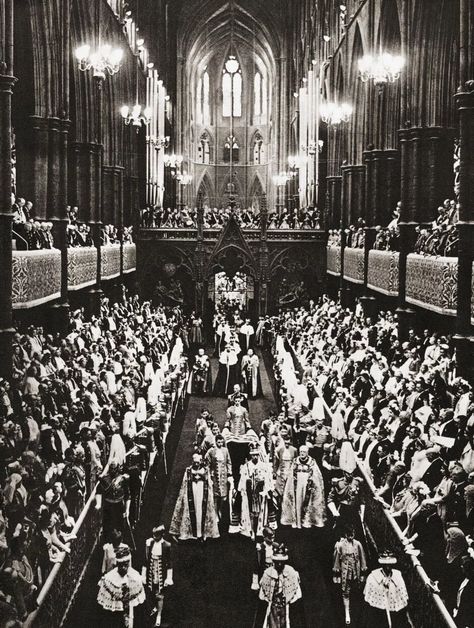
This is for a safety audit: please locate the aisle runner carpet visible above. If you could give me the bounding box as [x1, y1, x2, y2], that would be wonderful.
[66, 350, 339, 628]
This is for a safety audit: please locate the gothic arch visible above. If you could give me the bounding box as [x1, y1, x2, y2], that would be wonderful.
[249, 175, 265, 211]
[349, 24, 366, 163]
[196, 172, 215, 207]
[220, 173, 243, 202]
[205, 244, 258, 280]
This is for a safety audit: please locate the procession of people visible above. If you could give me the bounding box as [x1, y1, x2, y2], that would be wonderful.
[155, 303, 416, 628]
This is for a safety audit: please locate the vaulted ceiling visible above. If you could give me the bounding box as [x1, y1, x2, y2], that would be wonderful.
[176, 0, 285, 75]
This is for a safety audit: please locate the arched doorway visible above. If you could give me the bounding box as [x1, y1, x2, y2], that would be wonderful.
[203, 245, 258, 332]
[209, 271, 255, 315]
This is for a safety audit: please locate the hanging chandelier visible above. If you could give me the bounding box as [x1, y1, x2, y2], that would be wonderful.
[148, 135, 170, 150]
[119, 0, 150, 129]
[75, 44, 123, 78]
[121, 103, 152, 129]
[273, 173, 290, 187]
[176, 172, 192, 185]
[320, 102, 353, 125]
[164, 154, 183, 168]
[287, 155, 301, 169]
[358, 53, 405, 84]
[306, 140, 324, 155]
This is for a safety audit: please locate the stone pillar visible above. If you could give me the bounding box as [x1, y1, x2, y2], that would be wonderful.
[27, 116, 49, 219]
[0, 0, 15, 378]
[87, 76, 104, 318]
[49, 118, 70, 334]
[0, 72, 16, 379]
[403, 127, 455, 223]
[325, 175, 342, 229]
[396, 127, 417, 339]
[363, 149, 400, 228]
[361, 149, 400, 317]
[340, 164, 366, 226]
[453, 0, 474, 379]
[258, 193, 269, 316]
[195, 193, 205, 315]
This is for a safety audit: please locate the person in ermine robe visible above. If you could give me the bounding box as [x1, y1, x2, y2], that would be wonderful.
[97, 545, 145, 628]
[281, 445, 326, 529]
[236, 444, 274, 539]
[257, 543, 302, 628]
[239, 318, 255, 352]
[169, 453, 219, 541]
[241, 349, 263, 399]
[205, 433, 233, 529]
[213, 344, 239, 397]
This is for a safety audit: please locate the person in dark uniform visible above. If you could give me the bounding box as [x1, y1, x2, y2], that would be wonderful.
[97, 461, 131, 542]
[227, 384, 249, 410]
[144, 525, 173, 627]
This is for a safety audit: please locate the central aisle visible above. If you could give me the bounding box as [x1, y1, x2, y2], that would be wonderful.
[157, 351, 276, 628]
[157, 350, 338, 628]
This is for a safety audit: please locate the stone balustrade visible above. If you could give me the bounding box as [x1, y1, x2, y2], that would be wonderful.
[343, 247, 365, 284]
[406, 254, 458, 315]
[101, 244, 121, 280]
[123, 243, 137, 273]
[67, 247, 98, 291]
[12, 249, 62, 308]
[326, 245, 341, 275]
[367, 250, 400, 297]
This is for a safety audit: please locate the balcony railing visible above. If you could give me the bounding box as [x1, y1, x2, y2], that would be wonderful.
[67, 247, 98, 291]
[343, 246, 365, 284]
[123, 243, 137, 273]
[267, 229, 322, 241]
[327, 245, 342, 275]
[367, 250, 400, 297]
[101, 244, 121, 280]
[406, 254, 457, 315]
[140, 227, 322, 242]
[12, 249, 62, 308]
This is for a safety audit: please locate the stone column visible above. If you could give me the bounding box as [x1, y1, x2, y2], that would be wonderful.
[0, 0, 15, 378]
[195, 193, 204, 315]
[49, 118, 70, 334]
[325, 175, 342, 229]
[87, 76, 104, 318]
[453, 0, 474, 379]
[361, 149, 400, 318]
[258, 193, 269, 316]
[340, 164, 366, 226]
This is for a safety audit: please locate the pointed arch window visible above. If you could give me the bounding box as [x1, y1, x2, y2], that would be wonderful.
[224, 135, 239, 163]
[222, 56, 242, 118]
[197, 133, 211, 164]
[197, 71, 210, 125]
[254, 71, 267, 120]
[253, 133, 265, 165]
